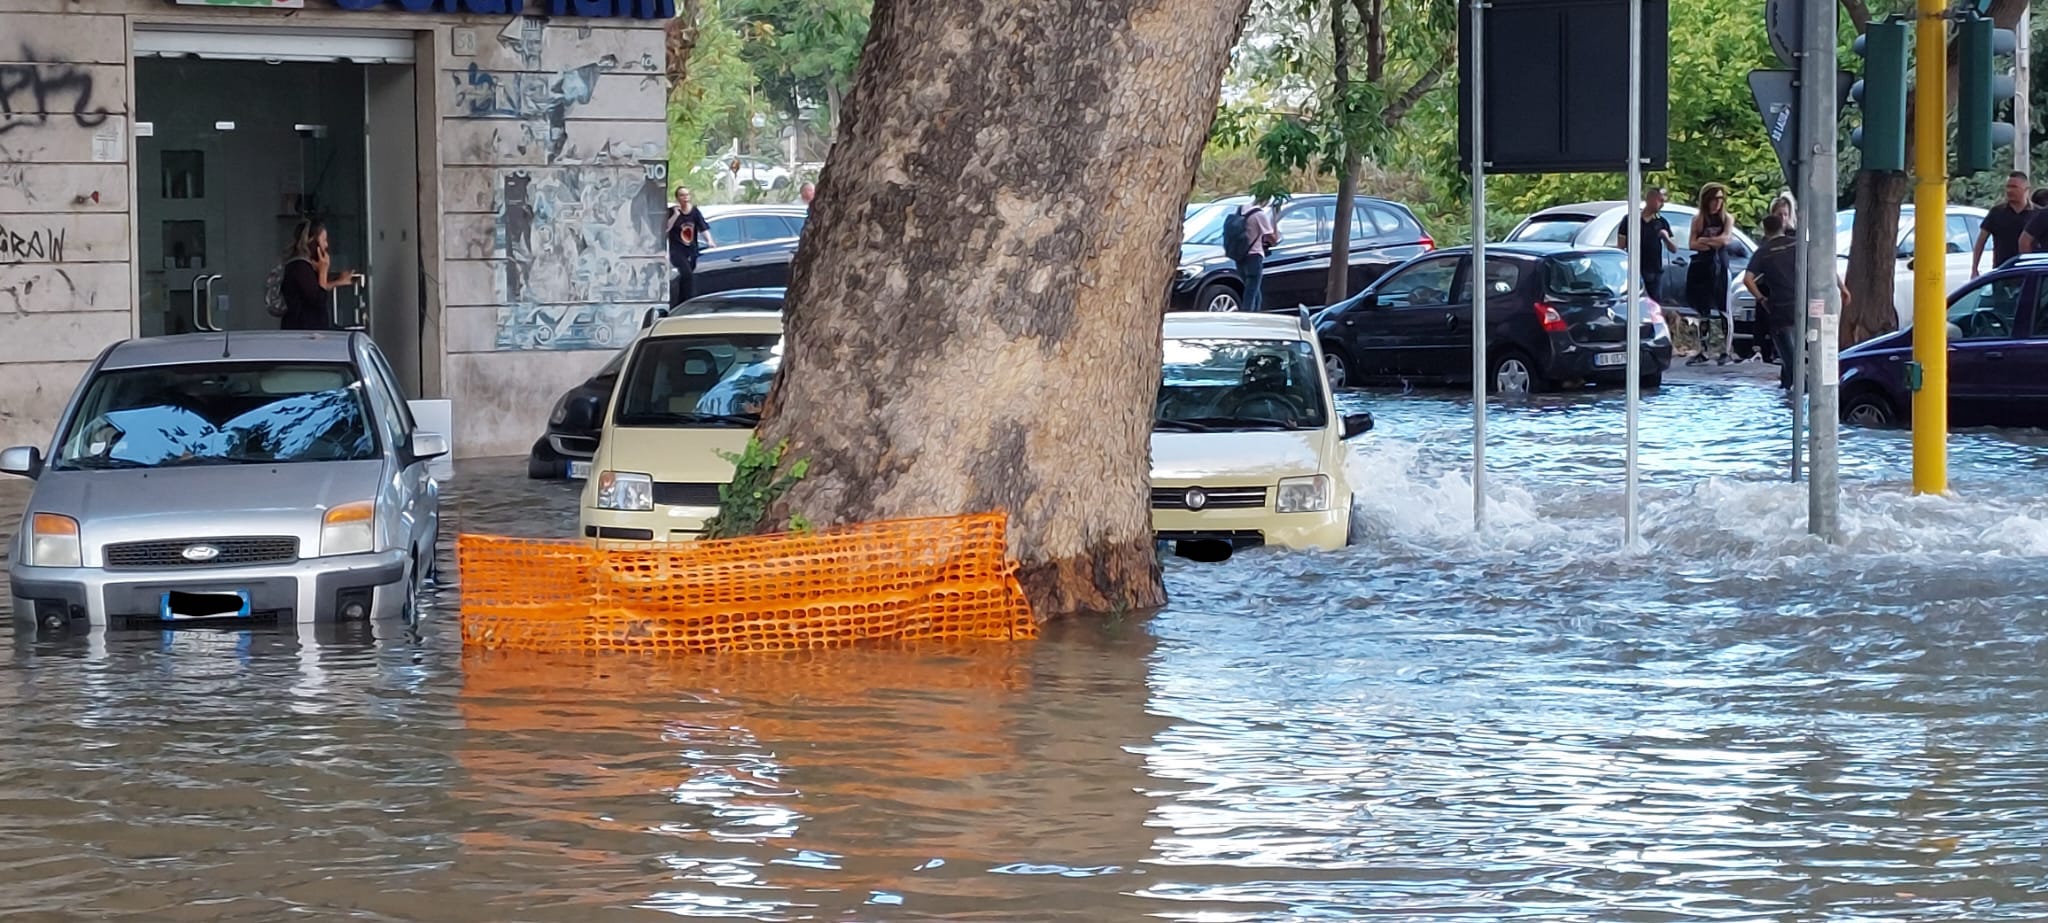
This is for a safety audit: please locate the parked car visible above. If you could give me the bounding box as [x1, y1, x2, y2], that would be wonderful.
[1314, 243, 1673, 394]
[1829, 205, 1986, 331]
[1152, 312, 1373, 561]
[1839, 254, 2048, 429]
[698, 204, 808, 248]
[698, 155, 793, 192]
[691, 236, 801, 297]
[580, 311, 784, 542]
[4, 332, 445, 629]
[528, 288, 787, 480]
[1171, 194, 1435, 313]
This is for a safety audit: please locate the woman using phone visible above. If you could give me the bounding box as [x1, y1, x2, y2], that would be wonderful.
[278, 219, 358, 331]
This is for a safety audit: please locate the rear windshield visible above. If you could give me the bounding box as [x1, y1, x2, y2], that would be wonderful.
[1543, 252, 1630, 299]
[55, 362, 375, 470]
[1510, 218, 1589, 244]
[613, 334, 781, 428]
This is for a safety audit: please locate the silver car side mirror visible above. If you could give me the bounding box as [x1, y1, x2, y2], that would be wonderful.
[0, 445, 41, 479]
[410, 432, 450, 462]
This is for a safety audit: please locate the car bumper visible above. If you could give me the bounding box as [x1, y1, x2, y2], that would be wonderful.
[1549, 339, 1674, 380]
[9, 548, 409, 627]
[1150, 506, 1349, 552]
[580, 505, 715, 543]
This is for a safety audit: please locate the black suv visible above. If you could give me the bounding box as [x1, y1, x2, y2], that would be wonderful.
[1170, 194, 1434, 313]
[1314, 243, 1673, 394]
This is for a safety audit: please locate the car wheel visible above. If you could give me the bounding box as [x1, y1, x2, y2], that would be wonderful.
[1641, 372, 1663, 390]
[1488, 351, 1547, 395]
[1195, 282, 1241, 313]
[1843, 389, 1900, 427]
[1322, 344, 1354, 389]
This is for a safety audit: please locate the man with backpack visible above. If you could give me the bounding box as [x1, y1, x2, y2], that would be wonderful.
[1221, 195, 1280, 312]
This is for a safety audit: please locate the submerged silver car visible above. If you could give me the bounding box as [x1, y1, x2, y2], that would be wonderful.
[4, 332, 444, 629]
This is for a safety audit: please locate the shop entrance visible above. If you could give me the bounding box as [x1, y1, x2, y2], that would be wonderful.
[134, 32, 424, 395]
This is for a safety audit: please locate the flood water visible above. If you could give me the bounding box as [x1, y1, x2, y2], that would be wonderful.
[5, 379, 2048, 920]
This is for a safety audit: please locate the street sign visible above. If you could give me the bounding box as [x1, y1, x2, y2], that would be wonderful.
[1458, 0, 1670, 173]
[1751, 69, 1800, 187]
[1766, 0, 1800, 68]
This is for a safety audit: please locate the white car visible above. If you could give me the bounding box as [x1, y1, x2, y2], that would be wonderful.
[1833, 205, 1987, 330]
[1151, 312, 1373, 560]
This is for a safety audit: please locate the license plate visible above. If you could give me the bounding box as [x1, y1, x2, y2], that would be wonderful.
[567, 460, 592, 479]
[160, 590, 252, 621]
[1594, 352, 1629, 367]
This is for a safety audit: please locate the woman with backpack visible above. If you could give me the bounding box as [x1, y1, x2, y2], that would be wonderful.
[270, 219, 357, 331]
[1222, 194, 1279, 312]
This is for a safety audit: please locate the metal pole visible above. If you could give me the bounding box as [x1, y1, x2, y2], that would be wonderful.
[2019, 7, 2033, 177]
[1804, 0, 1842, 538]
[1471, 0, 1488, 531]
[1624, 0, 1641, 548]
[1912, 0, 1948, 496]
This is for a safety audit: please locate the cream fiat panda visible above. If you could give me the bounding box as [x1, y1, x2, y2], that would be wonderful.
[1152, 312, 1373, 560]
[578, 312, 782, 542]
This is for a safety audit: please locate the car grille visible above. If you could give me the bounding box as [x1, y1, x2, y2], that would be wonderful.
[1151, 486, 1268, 511]
[654, 482, 725, 507]
[102, 537, 300, 570]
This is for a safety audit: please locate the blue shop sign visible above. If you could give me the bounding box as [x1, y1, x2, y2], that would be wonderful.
[332, 0, 673, 19]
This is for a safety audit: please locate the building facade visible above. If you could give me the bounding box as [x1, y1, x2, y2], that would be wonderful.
[1, 0, 671, 457]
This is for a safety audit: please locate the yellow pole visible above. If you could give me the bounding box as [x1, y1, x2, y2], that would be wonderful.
[1912, 0, 1948, 495]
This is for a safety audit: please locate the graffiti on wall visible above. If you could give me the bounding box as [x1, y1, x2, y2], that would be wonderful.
[0, 223, 65, 263]
[0, 47, 113, 136]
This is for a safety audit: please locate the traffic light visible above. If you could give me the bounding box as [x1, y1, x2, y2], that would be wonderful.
[1850, 18, 1910, 173]
[1956, 12, 2019, 175]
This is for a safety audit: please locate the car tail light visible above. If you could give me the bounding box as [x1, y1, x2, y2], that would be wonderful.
[1534, 301, 1568, 333]
[1420, 234, 1435, 250]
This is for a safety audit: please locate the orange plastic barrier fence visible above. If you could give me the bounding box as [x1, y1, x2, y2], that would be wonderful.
[457, 513, 1039, 653]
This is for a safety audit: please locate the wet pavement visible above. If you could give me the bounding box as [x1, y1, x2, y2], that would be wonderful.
[4, 374, 2048, 920]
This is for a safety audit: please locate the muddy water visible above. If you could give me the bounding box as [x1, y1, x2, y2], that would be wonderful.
[4, 380, 2048, 920]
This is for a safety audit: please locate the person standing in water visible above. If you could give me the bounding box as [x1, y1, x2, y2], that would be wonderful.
[1686, 182, 1737, 366]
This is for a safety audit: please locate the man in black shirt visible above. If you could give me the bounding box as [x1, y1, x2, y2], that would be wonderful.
[1616, 186, 1677, 301]
[1974, 171, 2031, 276]
[665, 187, 714, 308]
[1745, 214, 1850, 390]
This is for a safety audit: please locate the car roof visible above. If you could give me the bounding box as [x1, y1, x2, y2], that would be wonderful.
[1431, 241, 1593, 259]
[1525, 200, 1626, 220]
[646, 310, 784, 338]
[100, 331, 363, 371]
[1163, 312, 1311, 341]
[699, 204, 808, 217]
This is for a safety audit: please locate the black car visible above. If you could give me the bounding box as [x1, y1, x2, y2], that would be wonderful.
[527, 288, 788, 480]
[1171, 194, 1435, 313]
[1314, 243, 1674, 394]
[691, 236, 799, 297]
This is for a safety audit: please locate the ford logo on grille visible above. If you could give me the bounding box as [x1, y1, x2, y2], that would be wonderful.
[181, 544, 222, 562]
[1184, 488, 1208, 511]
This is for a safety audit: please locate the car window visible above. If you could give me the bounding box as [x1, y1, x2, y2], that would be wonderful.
[1155, 338, 1328, 430]
[705, 216, 738, 245]
[357, 350, 413, 452]
[1948, 276, 2022, 340]
[1481, 259, 1524, 296]
[1277, 205, 1320, 246]
[54, 362, 376, 471]
[613, 333, 782, 427]
[1543, 251, 1631, 299]
[740, 215, 793, 242]
[776, 214, 807, 238]
[1947, 215, 1977, 254]
[1349, 204, 1377, 242]
[1509, 218, 1587, 244]
[1376, 257, 1461, 308]
[1368, 204, 1406, 237]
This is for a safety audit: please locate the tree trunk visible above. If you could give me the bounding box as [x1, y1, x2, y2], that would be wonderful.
[1843, 170, 1907, 347]
[1325, 0, 1356, 307]
[751, 0, 1253, 616]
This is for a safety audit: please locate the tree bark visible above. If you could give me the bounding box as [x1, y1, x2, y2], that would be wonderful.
[1843, 169, 1907, 346]
[751, 0, 1253, 616]
[1326, 0, 1357, 307]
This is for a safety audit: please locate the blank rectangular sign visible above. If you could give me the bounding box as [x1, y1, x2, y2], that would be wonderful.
[1458, 0, 1669, 174]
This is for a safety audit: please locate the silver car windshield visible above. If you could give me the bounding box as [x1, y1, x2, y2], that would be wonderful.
[1156, 339, 1328, 432]
[54, 363, 376, 471]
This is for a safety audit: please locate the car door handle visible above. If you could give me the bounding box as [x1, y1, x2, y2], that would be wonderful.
[1986, 351, 2005, 360]
[1445, 313, 1459, 329]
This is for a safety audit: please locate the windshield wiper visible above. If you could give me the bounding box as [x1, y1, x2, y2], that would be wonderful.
[59, 457, 150, 471]
[1153, 419, 1215, 432]
[1172, 416, 1304, 431]
[650, 412, 761, 427]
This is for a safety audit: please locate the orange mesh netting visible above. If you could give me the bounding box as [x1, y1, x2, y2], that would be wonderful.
[456, 513, 1039, 653]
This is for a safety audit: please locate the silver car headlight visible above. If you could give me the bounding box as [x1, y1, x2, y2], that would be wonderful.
[1275, 475, 1332, 513]
[29, 513, 82, 567]
[320, 501, 377, 557]
[597, 471, 654, 511]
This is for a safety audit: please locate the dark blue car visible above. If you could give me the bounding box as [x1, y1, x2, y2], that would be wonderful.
[1840, 255, 2048, 429]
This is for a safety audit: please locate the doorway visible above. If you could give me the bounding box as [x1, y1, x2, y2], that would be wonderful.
[134, 48, 424, 395]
